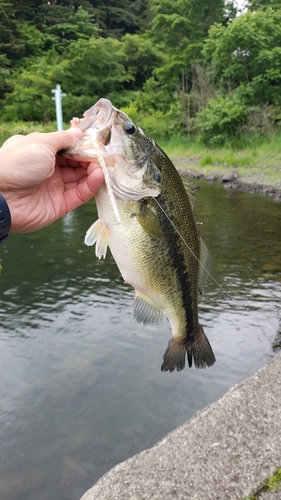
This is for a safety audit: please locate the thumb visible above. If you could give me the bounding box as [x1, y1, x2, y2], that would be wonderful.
[45, 128, 85, 153]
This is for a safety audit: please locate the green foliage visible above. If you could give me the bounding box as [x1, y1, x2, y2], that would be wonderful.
[15, 24, 45, 61]
[264, 467, 281, 491]
[203, 8, 281, 105]
[122, 102, 184, 139]
[0, 0, 281, 144]
[60, 36, 132, 117]
[199, 155, 213, 166]
[148, 0, 225, 88]
[43, 7, 100, 53]
[1, 53, 66, 121]
[248, 0, 281, 10]
[0, 0, 25, 63]
[242, 466, 281, 500]
[0, 121, 56, 146]
[2, 71, 55, 122]
[88, 0, 150, 38]
[197, 93, 247, 145]
[121, 34, 163, 89]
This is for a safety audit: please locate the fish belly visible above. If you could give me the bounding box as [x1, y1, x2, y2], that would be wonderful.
[96, 188, 163, 301]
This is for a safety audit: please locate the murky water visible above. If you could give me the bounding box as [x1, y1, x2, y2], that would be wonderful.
[0, 181, 280, 500]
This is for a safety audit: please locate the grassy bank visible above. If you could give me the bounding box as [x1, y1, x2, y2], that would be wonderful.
[0, 121, 57, 145]
[1, 122, 281, 190]
[159, 132, 281, 190]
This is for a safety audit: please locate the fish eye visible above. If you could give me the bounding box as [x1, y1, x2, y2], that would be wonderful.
[124, 122, 136, 135]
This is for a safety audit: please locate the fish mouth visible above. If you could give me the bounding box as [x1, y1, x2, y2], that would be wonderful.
[60, 98, 114, 160]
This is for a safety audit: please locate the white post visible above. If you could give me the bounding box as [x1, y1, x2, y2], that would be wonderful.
[51, 84, 66, 131]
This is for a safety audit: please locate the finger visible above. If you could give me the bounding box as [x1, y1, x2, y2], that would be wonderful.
[56, 156, 90, 169]
[45, 129, 85, 153]
[64, 168, 104, 211]
[87, 160, 104, 173]
[60, 166, 87, 184]
[19, 129, 85, 153]
[2, 134, 24, 148]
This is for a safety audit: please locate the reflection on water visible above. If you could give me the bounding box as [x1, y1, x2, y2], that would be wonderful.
[0, 181, 280, 500]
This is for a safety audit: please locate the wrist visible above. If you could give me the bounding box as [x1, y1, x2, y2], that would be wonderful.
[0, 193, 11, 243]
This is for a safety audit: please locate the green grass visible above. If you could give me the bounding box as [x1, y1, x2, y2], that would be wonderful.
[242, 467, 281, 499]
[265, 467, 281, 491]
[0, 121, 58, 146]
[159, 131, 281, 189]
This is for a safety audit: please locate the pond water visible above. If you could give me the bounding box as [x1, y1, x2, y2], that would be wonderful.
[0, 181, 280, 500]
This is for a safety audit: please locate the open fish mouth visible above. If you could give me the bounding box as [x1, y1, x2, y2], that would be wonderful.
[61, 98, 114, 159]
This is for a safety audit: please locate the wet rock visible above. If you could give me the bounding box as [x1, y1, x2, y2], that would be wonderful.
[205, 173, 218, 182]
[222, 170, 239, 183]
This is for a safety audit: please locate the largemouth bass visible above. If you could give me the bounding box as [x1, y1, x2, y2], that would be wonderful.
[63, 98, 215, 372]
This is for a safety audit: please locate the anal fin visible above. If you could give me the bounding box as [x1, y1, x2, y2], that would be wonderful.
[132, 291, 163, 326]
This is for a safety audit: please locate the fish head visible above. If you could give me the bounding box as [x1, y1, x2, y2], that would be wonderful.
[62, 98, 162, 200]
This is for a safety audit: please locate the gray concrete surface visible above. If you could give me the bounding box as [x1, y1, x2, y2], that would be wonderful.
[80, 353, 281, 500]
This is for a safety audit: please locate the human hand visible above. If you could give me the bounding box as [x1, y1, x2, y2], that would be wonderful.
[0, 129, 104, 233]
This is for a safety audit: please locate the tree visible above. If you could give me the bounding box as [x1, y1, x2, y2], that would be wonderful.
[86, 0, 149, 38]
[0, 1, 25, 63]
[60, 36, 133, 117]
[2, 55, 58, 121]
[145, 0, 227, 102]
[10, 0, 95, 26]
[121, 33, 163, 89]
[44, 6, 100, 53]
[203, 8, 281, 105]
[247, 0, 281, 10]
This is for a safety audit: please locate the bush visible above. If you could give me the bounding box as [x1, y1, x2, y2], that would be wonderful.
[197, 93, 247, 145]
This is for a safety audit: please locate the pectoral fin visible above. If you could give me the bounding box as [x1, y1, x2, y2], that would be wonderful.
[84, 219, 109, 259]
[134, 203, 163, 240]
[132, 291, 163, 326]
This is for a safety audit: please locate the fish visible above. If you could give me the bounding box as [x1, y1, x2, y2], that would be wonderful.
[62, 98, 215, 372]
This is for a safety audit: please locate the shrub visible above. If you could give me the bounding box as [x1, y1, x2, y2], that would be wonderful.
[197, 93, 247, 145]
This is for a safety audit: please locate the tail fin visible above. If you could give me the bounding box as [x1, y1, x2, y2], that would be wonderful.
[161, 325, 215, 372]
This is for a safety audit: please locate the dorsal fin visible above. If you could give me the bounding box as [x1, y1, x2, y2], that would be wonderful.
[181, 178, 196, 211]
[198, 236, 211, 296]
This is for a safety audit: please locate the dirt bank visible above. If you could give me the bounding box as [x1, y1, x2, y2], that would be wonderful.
[172, 156, 281, 202]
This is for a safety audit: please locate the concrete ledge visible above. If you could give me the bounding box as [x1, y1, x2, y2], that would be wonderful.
[80, 352, 281, 500]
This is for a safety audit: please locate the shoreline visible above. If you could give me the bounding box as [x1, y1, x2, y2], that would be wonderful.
[178, 167, 281, 202]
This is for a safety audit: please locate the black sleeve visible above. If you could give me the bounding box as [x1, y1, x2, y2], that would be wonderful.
[0, 193, 11, 243]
